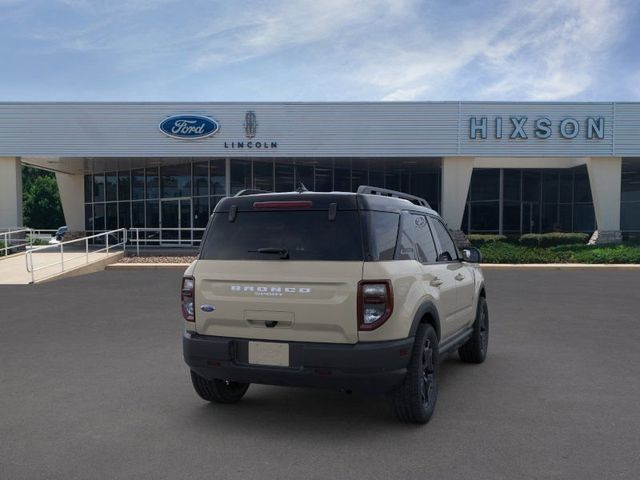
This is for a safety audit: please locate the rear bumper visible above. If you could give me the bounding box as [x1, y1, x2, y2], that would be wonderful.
[183, 331, 414, 393]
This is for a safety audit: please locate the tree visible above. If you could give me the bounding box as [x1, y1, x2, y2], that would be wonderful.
[22, 166, 65, 228]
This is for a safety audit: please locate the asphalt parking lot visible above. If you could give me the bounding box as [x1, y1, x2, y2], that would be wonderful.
[1, 268, 639, 480]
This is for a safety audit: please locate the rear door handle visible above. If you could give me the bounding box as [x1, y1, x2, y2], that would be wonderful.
[455, 273, 465, 281]
[430, 277, 443, 287]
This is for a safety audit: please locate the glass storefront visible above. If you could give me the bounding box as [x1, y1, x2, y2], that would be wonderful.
[83, 157, 440, 245]
[461, 166, 596, 235]
[82, 157, 639, 243]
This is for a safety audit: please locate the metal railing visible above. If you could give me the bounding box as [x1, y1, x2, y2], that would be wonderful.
[25, 228, 127, 283]
[0, 228, 61, 257]
[128, 228, 206, 256]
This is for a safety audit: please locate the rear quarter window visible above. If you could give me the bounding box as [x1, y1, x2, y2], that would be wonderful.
[200, 210, 364, 261]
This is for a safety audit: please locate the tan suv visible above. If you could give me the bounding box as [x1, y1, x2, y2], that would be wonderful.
[182, 186, 488, 424]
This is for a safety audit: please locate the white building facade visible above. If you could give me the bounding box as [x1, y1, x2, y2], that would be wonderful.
[1, 101, 639, 244]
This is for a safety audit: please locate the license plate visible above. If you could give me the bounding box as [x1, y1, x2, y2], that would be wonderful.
[248, 341, 290, 367]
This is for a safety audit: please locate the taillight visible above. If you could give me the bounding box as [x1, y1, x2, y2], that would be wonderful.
[181, 276, 195, 322]
[358, 280, 393, 331]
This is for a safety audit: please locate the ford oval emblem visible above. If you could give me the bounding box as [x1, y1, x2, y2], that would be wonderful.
[200, 304, 216, 312]
[159, 114, 219, 139]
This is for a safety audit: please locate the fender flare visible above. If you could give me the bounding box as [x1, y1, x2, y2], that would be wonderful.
[409, 301, 441, 340]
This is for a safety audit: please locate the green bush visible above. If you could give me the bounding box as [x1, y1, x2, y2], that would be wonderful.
[519, 232, 589, 247]
[0, 240, 5, 256]
[478, 242, 640, 264]
[467, 234, 507, 246]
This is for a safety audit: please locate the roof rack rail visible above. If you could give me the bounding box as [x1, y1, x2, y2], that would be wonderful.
[356, 185, 431, 208]
[234, 188, 271, 197]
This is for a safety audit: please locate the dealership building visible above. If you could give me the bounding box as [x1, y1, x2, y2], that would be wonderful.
[1, 101, 639, 245]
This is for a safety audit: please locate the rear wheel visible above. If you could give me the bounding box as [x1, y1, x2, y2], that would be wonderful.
[190, 370, 250, 404]
[387, 324, 438, 424]
[458, 296, 489, 364]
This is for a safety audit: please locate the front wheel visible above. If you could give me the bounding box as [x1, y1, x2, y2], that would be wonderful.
[458, 296, 489, 364]
[387, 324, 439, 424]
[190, 370, 250, 404]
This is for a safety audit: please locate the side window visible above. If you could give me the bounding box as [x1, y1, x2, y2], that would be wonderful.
[429, 217, 458, 262]
[396, 213, 437, 263]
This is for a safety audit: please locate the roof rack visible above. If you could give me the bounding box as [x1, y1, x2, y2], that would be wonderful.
[234, 188, 271, 197]
[356, 185, 431, 208]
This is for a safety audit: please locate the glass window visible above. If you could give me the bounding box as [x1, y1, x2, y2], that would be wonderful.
[559, 204, 572, 231]
[193, 161, 209, 197]
[84, 175, 92, 203]
[231, 160, 251, 194]
[200, 211, 364, 261]
[365, 211, 399, 261]
[93, 174, 105, 202]
[503, 202, 521, 233]
[253, 160, 273, 191]
[84, 204, 93, 231]
[275, 164, 294, 192]
[106, 203, 118, 230]
[470, 201, 499, 232]
[369, 165, 385, 188]
[118, 202, 131, 229]
[573, 203, 595, 232]
[621, 203, 640, 231]
[118, 171, 131, 201]
[105, 172, 117, 201]
[131, 169, 145, 200]
[573, 167, 592, 203]
[503, 170, 521, 202]
[94, 203, 105, 231]
[131, 201, 145, 228]
[145, 167, 159, 199]
[397, 213, 437, 263]
[146, 200, 159, 228]
[351, 164, 367, 192]
[210, 159, 226, 196]
[314, 167, 333, 192]
[522, 171, 541, 202]
[429, 218, 458, 261]
[161, 163, 191, 198]
[296, 165, 314, 191]
[385, 171, 400, 191]
[542, 203, 559, 232]
[559, 171, 573, 203]
[193, 197, 209, 229]
[622, 163, 640, 202]
[470, 169, 500, 201]
[542, 172, 559, 204]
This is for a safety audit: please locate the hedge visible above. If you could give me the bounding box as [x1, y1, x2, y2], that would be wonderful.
[467, 234, 507, 245]
[478, 242, 640, 264]
[519, 232, 589, 248]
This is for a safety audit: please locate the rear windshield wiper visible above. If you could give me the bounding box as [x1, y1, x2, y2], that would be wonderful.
[248, 247, 290, 259]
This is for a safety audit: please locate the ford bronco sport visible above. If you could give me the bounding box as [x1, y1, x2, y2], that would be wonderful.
[182, 186, 488, 424]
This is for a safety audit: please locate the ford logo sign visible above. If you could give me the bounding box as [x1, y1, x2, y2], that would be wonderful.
[200, 304, 216, 312]
[159, 114, 219, 139]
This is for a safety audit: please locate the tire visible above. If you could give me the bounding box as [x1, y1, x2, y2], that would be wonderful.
[458, 296, 489, 364]
[190, 370, 250, 404]
[387, 324, 439, 424]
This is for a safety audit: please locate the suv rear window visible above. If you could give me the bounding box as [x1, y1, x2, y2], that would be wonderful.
[200, 210, 364, 261]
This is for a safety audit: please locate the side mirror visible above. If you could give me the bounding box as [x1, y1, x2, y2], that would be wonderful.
[462, 246, 482, 263]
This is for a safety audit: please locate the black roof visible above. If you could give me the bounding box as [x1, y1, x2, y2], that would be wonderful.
[214, 190, 439, 216]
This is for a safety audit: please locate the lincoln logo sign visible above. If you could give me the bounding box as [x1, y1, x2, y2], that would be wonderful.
[469, 116, 605, 140]
[159, 114, 219, 139]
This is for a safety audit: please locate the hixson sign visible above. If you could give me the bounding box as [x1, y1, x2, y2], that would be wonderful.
[469, 116, 605, 140]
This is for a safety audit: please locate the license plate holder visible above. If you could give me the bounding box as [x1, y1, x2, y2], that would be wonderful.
[248, 341, 290, 367]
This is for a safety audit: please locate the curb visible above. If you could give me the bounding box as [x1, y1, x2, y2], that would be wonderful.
[106, 263, 190, 270]
[480, 263, 640, 269]
[105, 262, 640, 270]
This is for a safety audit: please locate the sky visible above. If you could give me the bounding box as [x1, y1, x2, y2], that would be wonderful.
[0, 0, 639, 101]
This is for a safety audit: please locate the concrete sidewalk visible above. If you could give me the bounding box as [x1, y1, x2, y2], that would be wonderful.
[0, 250, 124, 284]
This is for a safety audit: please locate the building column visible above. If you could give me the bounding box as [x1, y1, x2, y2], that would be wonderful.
[55, 172, 85, 232]
[0, 157, 23, 228]
[585, 157, 622, 244]
[441, 156, 474, 245]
